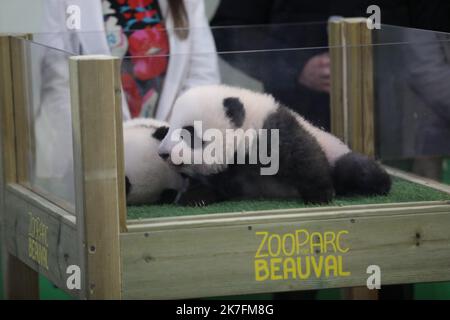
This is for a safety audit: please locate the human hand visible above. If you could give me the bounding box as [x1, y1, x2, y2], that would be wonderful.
[298, 52, 331, 93]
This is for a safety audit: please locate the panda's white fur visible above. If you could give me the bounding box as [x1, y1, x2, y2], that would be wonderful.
[160, 85, 280, 177]
[124, 118, 184, 205]
[160, 84, 350, 169]
[288, 109, 350, 165]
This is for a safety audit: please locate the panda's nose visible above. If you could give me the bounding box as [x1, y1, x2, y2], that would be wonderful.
[159, 152, 169, 160]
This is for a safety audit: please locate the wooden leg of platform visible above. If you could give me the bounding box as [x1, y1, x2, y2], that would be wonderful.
[342, 287, 378, 300]
[4, 253, 39, 300]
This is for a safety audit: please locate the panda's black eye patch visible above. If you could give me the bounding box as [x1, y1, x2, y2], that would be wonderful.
[182, 125, 196, 138]
[181, 125, 203, 149]
[152, 126, 169, 141]
[223, 97, 245, 127]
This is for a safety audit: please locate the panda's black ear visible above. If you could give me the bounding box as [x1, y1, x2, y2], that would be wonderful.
[223, 97, 245, 127]
[152, 126, 169, 141]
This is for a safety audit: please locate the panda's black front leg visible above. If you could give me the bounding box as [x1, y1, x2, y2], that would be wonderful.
[282, 143, 334, 204]
[276, 143, 334, 204]
[265, 108, 335, 204]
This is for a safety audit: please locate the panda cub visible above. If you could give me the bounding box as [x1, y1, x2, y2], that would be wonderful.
[123, 118, 184, 205]
[158, 85, 391, 205]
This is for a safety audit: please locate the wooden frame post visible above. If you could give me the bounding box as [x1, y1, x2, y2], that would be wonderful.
[328, 18, 346, 143]
[345, 19, 364, 153]
[328, 19, 378, 299]
[69, 55, 126, 299]
[0, 35, 39, 299]
[10, 36, 32, 185]
[329, 18, 375, 157]
[360, 21, 375, 157]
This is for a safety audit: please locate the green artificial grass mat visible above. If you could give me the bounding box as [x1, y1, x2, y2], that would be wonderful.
[127, 177, 450, 219]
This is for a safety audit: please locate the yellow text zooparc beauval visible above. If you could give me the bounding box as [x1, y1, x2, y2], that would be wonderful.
[254, 229, 350, 281]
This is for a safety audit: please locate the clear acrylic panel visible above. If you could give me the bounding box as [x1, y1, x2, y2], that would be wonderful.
[114, 23, 450, 162]
[372, 25, 450, 159]
[17, 37, 76, 211]
[23, 22, 450, 210]
[31, 22, 331, 55]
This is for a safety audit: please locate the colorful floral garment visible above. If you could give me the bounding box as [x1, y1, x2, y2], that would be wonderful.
[102, 0, 170, 118]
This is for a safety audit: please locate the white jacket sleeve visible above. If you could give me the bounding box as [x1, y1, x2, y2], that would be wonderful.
[182, 0, 221, 90]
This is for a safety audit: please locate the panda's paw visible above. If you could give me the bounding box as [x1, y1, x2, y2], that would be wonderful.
[188, 199, 206, 207]
[195, 200, 207, 207]
[176, 181, 221, 207]
[333, 152, 392, 196]
[177, 191, 217, 207]
[180, 198, 210, 207]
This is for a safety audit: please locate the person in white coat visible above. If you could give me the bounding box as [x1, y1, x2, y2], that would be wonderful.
[33, 0, 220, 203]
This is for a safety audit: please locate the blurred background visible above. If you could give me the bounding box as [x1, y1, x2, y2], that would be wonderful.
[0, 0, 219, 32]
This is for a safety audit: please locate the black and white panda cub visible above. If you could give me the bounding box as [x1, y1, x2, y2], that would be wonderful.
[158, 84, 391, 205]
[124, 118, 184, 205]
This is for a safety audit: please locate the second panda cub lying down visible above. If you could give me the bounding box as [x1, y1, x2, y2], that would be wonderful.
[124, 118, 184, 205]
[157, 84, 391, 205]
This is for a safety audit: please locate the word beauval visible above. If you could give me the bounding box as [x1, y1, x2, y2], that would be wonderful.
[254, 229, 350, 281]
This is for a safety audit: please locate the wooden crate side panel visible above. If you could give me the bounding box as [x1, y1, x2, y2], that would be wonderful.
[1, 34, 40, 299]
[121, 206, 450, 299]
[4, 186, 80, 298]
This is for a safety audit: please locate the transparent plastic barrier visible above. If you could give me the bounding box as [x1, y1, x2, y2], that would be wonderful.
[117, 24, 450, 161]
[30, 22, 450, 54]
[122, 47, 333, 126]
[15, 37, 76, 211]
[21, 23, 450, 209]
[372, 25, 450, 159]
[31, 22, 331, 55]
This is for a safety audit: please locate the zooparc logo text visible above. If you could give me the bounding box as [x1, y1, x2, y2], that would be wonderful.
[254, 229, 351, 281]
